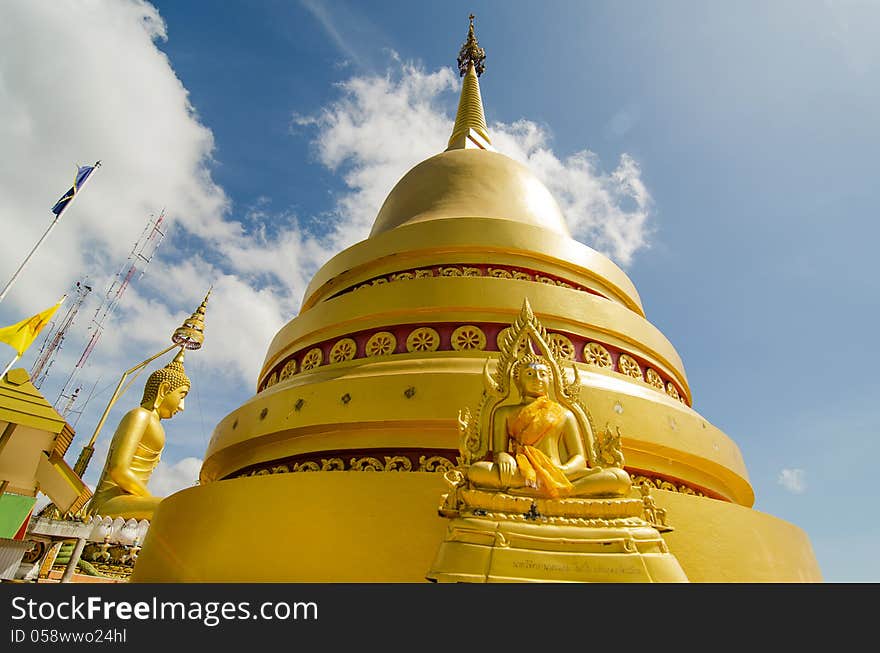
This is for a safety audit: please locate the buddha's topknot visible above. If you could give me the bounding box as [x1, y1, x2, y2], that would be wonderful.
[141, 351, 190, 405]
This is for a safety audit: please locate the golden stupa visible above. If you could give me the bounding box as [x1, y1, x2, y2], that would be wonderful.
[132, 19, 821, 582]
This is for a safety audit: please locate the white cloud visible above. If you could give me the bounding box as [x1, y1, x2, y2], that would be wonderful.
[148, 456, 203, 496]
[493, 125, 653, 266]
[777, 468, 807, 494]
[295, 61, 458, 251]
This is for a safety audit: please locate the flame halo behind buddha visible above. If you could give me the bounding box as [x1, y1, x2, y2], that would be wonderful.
[132, 18, 821, 582]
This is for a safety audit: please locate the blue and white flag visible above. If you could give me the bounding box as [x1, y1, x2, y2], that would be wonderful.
[50, 162, 99, 216]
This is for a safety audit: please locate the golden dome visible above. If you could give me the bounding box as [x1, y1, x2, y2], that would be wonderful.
[369, 149, 571, 238]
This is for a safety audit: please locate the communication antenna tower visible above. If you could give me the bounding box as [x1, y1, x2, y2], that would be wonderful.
[29, 279, 93, 389]
[55, 210, 166, 422]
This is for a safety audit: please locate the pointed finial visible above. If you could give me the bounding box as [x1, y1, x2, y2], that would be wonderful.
[457, 14, 485, 77]
[447, 15, 493, 151]
[171, 288, 211, 350]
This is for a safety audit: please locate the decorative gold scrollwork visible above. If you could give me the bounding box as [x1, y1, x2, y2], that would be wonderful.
[665, 382, 681, 401]
[293, 461, 320, 472]
[414, 269, 434, 278]
[418, 455, 455, 472]
[512, 271, 532, 281]
[487, 268, 512, 278]
[440, 267, 462, 276]
[536, 275, 557, 285]
[584, 342, 613, 368]
[329, 337, 357, 363]
[271, 465, 289, 474]
[451, 325, 486, 351]
[597, 424, 625, 468]
[645, 368, 664, 390]
[631, 474, 705, 498]
[391, 272, 414, 281]
[371, 278, 388, 285]
[547, 333, 575, 361]
[279, 359, 297, 380]
[496, 327, 531, 356]
[406, 327, 440, 352]
[462, 267, 482, 276]
[384, 456, 413, 471]
[266, 372, 278, 388]
[365, 331, 397, 357]
[350, 457, 385, 471]
[301, 348, 323, 371]
[618, 354, 642, 379]
[321, 458, 345, 471]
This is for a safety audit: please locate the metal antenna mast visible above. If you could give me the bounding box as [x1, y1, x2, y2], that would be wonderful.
[55, 210, 166, 422]
[29, 279, 93, 388]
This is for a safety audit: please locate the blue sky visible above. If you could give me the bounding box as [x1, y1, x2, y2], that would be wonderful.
[1, 1, 878, 582]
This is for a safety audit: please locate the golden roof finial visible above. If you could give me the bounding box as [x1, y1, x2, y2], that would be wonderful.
[457, 14, 485, 77]
[447, 14, 493, 151]
[171, 287, 211, 350]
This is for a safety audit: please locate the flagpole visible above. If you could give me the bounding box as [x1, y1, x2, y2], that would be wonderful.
[1, 354, 20, 380]
[0, 161, 101, 305]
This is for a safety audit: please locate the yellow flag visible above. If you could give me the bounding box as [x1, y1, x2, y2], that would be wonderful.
[0, 297, 64, 356]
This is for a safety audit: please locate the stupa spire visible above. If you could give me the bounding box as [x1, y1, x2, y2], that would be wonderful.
[447, 14, 494, 151]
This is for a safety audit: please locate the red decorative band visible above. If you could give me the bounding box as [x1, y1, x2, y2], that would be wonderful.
[325, 263, 609, 302]
[259, 322, 688, 405]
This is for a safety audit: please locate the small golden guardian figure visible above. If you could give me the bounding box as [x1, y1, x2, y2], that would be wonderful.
[87, 350, 189, 520]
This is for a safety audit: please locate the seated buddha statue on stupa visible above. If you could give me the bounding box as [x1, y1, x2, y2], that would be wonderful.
[467, 355, 631, 498]
[454, 298, 632, 506]
[85, 350, 190, 521]
[430, 300, 687, 583]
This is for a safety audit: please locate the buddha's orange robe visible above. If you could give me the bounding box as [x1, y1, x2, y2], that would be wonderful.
[506, 396, 573, 498]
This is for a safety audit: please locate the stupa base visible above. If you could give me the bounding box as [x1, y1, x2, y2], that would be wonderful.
[130, 473, 821, 582]
[426, 516, 689, 583]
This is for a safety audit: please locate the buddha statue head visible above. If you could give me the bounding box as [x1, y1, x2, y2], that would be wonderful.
[511, 355, 552, 400]
[141, 348, 190, 419]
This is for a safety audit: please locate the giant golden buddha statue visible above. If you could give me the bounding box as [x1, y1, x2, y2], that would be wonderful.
[83, 291, 209, 522]
[86, 350, 189, 521]
[132, 18, 821, 582]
